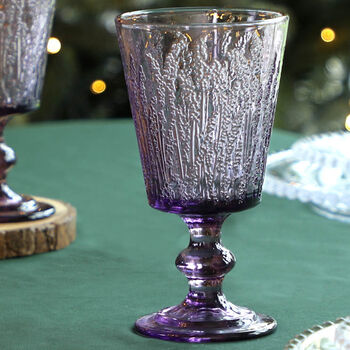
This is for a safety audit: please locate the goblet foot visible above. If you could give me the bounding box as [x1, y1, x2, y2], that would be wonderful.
[135, 302, 277, 342]
[0, 194, 55, 222]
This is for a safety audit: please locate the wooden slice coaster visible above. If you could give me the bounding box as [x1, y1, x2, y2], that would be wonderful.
[0, 197, 76, 259]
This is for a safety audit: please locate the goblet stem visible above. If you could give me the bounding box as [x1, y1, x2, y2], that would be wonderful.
[0, 116, 22, 205]
[135, 213, 277, 342]
[0, 116, 54, 222]
[177, 214, 235, 309]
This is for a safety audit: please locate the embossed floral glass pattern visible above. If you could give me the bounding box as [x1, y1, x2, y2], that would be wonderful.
[0, 0, 55, 114]
[117, 8, 288, 342]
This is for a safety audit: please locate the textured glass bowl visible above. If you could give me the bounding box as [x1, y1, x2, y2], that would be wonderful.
[292, 132, 350, 174]
[284, 317, 350, 350]
[264, 132, 350, 223]
[0, 0, 55, 114]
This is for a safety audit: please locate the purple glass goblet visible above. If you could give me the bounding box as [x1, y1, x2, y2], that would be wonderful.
[117, 8, 289, 342]
[0, 0, 56, 222]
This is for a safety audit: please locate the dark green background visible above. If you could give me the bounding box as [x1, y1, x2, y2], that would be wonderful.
[1, 120, 348, 349]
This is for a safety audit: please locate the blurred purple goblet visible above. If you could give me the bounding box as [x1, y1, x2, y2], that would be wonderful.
[0, 0, 56, 222]
[117, 7, 288, 342]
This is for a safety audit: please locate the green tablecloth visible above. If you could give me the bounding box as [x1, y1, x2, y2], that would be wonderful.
[1, 120, 349, 350]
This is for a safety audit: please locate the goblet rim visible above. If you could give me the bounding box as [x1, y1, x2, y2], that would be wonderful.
[116, 7, 289, 30]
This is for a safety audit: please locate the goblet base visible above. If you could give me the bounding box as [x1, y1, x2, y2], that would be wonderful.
[0, 195, 55, 222]
[135, 303, 277, 343]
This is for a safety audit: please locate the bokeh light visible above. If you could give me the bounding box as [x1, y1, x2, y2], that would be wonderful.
[90, 80, 107, 94]
[345, 114, 350, 131]
[47, 37, 61, 54]
[321, 28, 336, 43]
